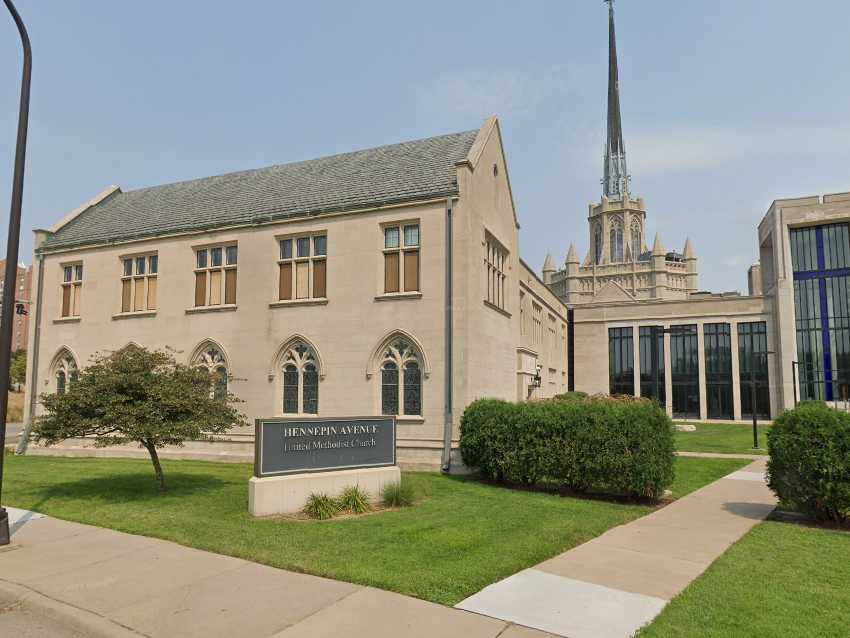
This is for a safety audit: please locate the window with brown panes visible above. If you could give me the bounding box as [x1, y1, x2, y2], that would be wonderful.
[278, 234, 327, 301]
[485, 235, 508, 310]
[120, 254, 158, 313]
[194, 245, 237, 307]
[60, 264, 83, 317]
[383, 224, 419, 294]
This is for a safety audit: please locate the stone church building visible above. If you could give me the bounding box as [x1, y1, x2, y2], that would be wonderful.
[20, 2, 850, 469]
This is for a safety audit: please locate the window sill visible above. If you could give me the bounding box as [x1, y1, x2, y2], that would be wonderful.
[112, 310, 157, 320]
[395, 415, 425, 424]
[53, 316, 81, 324]
[185, 304, 238, 315]
[269, 298, 329, 308]
[374, 292, 422, 302]
[484, 300, 512, 318]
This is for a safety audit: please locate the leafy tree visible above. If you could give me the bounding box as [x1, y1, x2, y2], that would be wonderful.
[33, 345, 247, 491]
[10, 349, 26, 386]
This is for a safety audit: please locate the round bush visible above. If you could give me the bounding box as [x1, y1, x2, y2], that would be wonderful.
[767, 401, 850, 523]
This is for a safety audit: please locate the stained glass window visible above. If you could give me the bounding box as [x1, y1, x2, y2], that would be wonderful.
[403, 361, 421, 416]
[382, 362, 399, 415]
[303, 363, 319, 415]
[283, 364, 299, 414]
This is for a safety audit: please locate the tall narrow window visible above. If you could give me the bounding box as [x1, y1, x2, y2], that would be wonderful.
[279, 340, 320, 415]
[194, 244, 237, 307]
[610, 217, 624, 263]
[608, 327, 634, 396]
[791, 223, 850, 401]
[60, 263, 83, 317]
[532, 302, 543, 345]
[383, 224, 419, 294]
[704, 323, 733, 419]
[738, 322, 770, 419]
[631, 221, 641, 261]
[192, 343, 228, 400]
[278, 234, 327, 301]
[53, 351, 77, 394]
[484, 234, 508, 310]
[380, 338, 422, 417]
[594, 224, 603, 265]
[670, 325, 700, 418]
[120, 254, 158, 313]
[639, 326, 665, 406]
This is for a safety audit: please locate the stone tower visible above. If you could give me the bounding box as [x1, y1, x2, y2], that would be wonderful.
[545, 0, 698, 305]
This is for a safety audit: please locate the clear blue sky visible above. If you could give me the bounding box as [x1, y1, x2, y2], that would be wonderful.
[1, 1, 849, 292]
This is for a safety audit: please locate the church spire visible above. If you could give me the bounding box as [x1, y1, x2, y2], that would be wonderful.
[603, 0, 629, 199]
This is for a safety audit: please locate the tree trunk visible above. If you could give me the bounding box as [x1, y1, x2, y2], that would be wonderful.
[143, 441, 166, 491]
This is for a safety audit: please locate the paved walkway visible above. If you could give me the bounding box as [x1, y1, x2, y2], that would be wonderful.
[0, 508, 554, 638]
[456, 459, 776, 638]
[676, 450, 765, 460]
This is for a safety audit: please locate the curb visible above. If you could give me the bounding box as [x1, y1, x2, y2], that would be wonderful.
[0, 580, 144, 638]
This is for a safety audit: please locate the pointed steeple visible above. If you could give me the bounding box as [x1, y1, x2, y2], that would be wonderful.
[566, 243, 578, 264]
[652, 233, 665, 256]
[543, 253, 556, 272]
[683, 237, 695, 259]
[602, 0, 629, 199]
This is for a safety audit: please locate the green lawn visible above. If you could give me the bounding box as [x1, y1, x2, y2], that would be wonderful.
[3, 454, 747, 606]
[675, 421, 771, 455]
[638, 520, 850, 638]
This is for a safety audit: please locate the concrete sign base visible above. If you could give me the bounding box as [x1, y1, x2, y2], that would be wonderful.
[248, 465, 401, 517]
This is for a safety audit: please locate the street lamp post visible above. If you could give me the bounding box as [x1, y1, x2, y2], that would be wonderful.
[0, 0, 32, 547]
[748, 349, 775, 450]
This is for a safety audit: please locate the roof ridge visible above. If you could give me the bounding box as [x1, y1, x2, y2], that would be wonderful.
[121, 129, 479, 197]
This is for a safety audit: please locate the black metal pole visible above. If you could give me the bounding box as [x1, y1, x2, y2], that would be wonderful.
[0, 0, 32, 546]
[751, 349, 758, 449]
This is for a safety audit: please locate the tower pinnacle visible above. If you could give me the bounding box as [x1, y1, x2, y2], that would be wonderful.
[602, 0, 629, 199]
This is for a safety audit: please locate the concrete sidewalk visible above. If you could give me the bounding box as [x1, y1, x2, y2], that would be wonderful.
[0, 507, 554, 638]
[457, 459, 776, 638]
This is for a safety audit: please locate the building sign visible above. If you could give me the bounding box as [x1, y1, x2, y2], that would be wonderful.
[254, 416, 396, 478]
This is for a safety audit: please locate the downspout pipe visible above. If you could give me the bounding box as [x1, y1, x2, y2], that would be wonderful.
[441, 197, 454, 472]
[16, 250, 44, 454]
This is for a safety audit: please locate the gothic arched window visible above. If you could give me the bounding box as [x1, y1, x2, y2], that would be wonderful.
[380, 338, 422, 416]
[193, 343, 228, 400]
[593, 224, 603, 265]
[631, 220, 641, 261]
[280, 341, 319, 414]
[610, 217, 624, 263]
[52, 350, 78, 395]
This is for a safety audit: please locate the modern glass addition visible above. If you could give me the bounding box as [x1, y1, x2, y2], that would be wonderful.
[608, 327, 634, 396]
[639, 326, 665, 406]
[670, 324, 700, 419]
[704, 323, 733, 420]
[738, 322, 770, 419]
[791, 222, 850, 401]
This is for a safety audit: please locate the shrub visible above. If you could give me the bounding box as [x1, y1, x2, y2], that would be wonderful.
[303, 493, 340, 520]
[337, 485, 371, 514]
[460, 396, 675, 499]
[553, 391, 588, 403]
[382, 480, 416, 507]
[767, 402, 850, 523]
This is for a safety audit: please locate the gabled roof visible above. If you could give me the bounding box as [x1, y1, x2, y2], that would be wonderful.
[42, 129, 479, 251]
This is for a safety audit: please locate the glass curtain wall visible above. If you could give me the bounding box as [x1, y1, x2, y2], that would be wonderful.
[670, 325, 700, 418]
[608, 327, 634, 396]
[704, 323, 733, 419]
[791, 223, 850, 401]
[738, 321, 770, 419]
[639, 326, 665, 406]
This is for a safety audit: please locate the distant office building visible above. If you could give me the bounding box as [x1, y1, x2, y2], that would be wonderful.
[0, 260, 32, 352]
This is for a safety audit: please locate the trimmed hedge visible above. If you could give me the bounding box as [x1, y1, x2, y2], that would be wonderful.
[767, 401, 850, 523]
[459, 396, 675, 499]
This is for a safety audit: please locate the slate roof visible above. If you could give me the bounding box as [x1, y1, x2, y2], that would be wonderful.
[42, 129, 479, 251]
